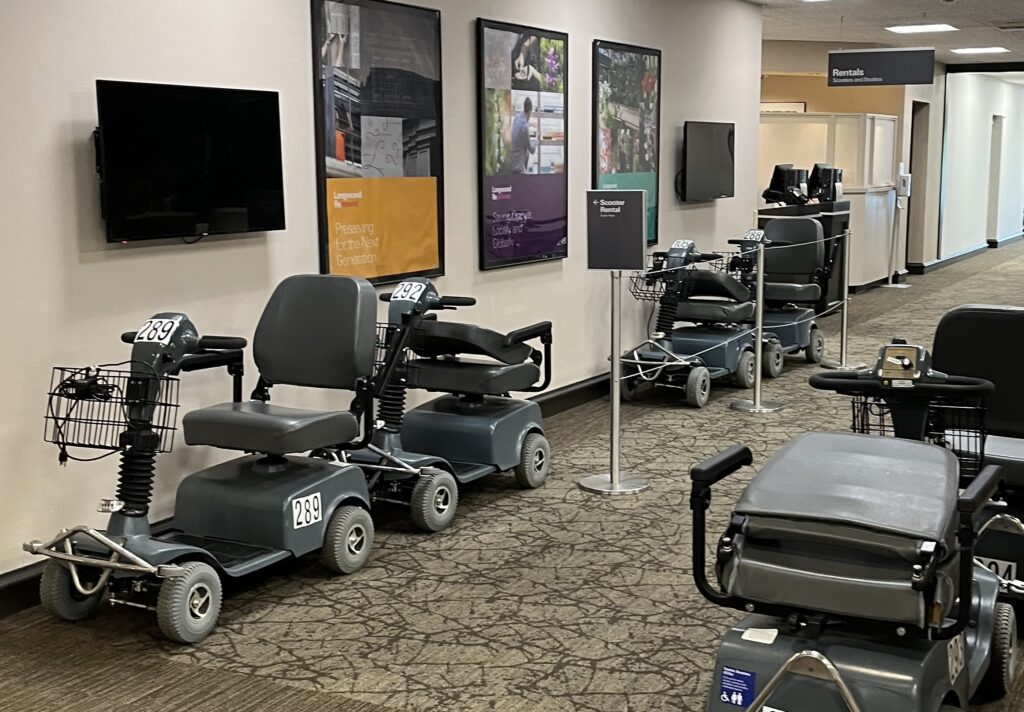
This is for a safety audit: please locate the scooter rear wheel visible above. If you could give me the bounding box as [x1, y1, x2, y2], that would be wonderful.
[805, 327, 825, 364]
[762, 341, 784, 378]
[686, 367, 711, 408]
[975, 602, 1017, 701]
[321, 505, 375, 574]
[410, 469, 459, 532]
[734, 350, 756, 389]
[39, 560, 105, 622]
[514, 432, 551, 489]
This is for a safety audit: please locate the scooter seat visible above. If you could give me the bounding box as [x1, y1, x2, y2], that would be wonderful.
[406, 359, 540, 395]
[722, 432, 961, 627]
[675, 301, 755, 324]
[764, 282, 821, 304]
[183, 401, 359, 455]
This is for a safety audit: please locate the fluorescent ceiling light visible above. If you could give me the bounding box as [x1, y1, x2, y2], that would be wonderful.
[886, 24, 959, 34]
[951, 47, 1011, 55]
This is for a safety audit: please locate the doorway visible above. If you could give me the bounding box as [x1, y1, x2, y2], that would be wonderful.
[987, 115, 1006, 242]
[905, 101, 931, 266]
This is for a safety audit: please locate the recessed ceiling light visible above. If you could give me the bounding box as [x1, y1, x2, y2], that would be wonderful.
[951, 47, 1011, 54]
[886, 24, 959, 34]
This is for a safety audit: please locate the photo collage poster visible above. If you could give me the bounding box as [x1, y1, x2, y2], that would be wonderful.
[315, 0, 444, 282]
[593, 41, 661, 244]
[478, 20, 568, 270]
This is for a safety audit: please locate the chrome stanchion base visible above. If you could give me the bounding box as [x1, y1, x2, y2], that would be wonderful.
[730, 399, 785, 414]
[819, 359, 867, 371]
[881, 283, 912, 290]
[577, 473, 650, 496]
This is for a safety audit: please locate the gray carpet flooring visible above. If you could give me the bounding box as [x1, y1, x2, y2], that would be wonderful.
[2, 241, 1023, 711]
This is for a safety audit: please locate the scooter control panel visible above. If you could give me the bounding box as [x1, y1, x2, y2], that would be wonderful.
[873, 339, 942, 387]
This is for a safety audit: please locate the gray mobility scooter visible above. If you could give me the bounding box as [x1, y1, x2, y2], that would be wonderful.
[622, 239, 760, 408]
[340, 277, 553, 532]
[748, 218, 826, 367]
[691, 433, 1015, 711]
[26, 275, 379, 643]
[932, 305, 1024, 604]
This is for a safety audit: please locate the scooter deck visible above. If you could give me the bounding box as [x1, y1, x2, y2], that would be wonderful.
[449, 461, 498, 484]
[157, 532, 290, 577]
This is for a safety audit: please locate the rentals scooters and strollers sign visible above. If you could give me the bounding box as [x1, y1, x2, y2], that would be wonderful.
[828, 48, 935, 87]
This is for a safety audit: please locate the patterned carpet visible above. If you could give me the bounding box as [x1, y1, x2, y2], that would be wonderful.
[1, 241, 1023, 712]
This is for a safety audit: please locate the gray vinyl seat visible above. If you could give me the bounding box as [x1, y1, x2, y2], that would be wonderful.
[183, 275, 376, 456]
[762, 218, 826, 305]
[933, 305, 1024, 487]
[405, 320, 542, 395]
[674, 270, 754, 324]
[721, 432, 960, 627]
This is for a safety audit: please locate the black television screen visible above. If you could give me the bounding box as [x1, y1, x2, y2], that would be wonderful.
[681, 121, 735, 202]
[96, 80, 285, 242]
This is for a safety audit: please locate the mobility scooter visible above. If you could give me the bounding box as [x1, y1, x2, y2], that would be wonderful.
[26, 275, 379, 643]
[740, 218, 826, 368]
[691, 431, 1015, 711]
[337, 277, 553, 532]
[621, 237, 772, 408]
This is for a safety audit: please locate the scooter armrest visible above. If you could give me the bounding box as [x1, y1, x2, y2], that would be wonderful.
[690, 445, 753, 487]
[504, 321, 552, 346]
[959, 465, 1004, 515]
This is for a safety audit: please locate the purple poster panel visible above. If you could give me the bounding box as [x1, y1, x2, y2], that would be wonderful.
[478, 20, 568, 270]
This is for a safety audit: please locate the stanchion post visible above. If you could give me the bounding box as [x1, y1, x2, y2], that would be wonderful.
[731, 236, 784, 414]
[882, 195, 911, 289]
[821, 229, 867, 371]
[578, 270, 649, 496]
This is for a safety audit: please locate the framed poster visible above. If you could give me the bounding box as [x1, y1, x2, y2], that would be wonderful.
[477, 19, 568, 270]
[311, 0, 444, 284]
[592, 40, 661, 244]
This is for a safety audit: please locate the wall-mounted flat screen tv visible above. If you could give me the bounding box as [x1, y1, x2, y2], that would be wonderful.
[95, 80, 285, 242]
[680, 121, 735, 202]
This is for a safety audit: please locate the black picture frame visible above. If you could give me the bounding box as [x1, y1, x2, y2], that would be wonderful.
[592, 40, 661, 245]
[477, 18, 569, 271]
[311, 0, 446, 285]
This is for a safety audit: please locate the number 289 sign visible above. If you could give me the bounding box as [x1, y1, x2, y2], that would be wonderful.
[292, 492, 323, 529]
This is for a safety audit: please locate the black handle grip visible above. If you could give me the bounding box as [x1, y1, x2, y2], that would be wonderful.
[504, 321, 552, 347]
[121, 331, 137, 344]
[810, 372, 993, 396]
[438, 296, 476, 307]
[690, 445, 753, 486]
[379, 293, 392, 302]
[198, 335, 248, 350]
[959, 465, 1005, 514]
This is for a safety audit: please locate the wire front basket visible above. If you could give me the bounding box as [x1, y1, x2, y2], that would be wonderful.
[44, 367, 180, 454]
[627, 252, 735, 303]
[850, 395, 986, 477]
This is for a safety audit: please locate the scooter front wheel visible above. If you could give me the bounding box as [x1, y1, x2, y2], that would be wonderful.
[39, 560, 105, 622]
[410, 470, 459, 532]
[686, 367, 711, 408]
[321, 505, 375, 574]
[156, 561, 222, 644]
[514, 432, 551, 489]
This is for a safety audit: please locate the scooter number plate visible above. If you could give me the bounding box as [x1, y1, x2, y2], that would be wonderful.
[292, 492, 322, 529]
[134, 317, 182, 345]
[977, 556, 1017, 581]
[392, 282, 426, 302]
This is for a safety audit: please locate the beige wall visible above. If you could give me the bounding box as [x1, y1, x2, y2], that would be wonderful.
[761, 75, 905, 118]
[902, 68, 946, 265]
[0, 0, 763, 574]
[762, 40, 881, 76]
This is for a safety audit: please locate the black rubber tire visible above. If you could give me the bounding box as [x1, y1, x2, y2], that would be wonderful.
[734, 350, 756, 389]
[156, 561, 222, 644]
[686, 367, 711, 408]
[620, 369, 640, 402]
[514, 432, 551, 489]
[410, 469, 459, 532]
[976, 602, 1017, 701]
[321, 505, 374, 574]
[762, 341, 784, 378]
[805, 327, 825, 364]
[39, 560, 105, 622]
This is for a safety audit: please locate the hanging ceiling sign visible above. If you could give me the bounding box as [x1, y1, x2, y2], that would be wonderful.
[828, 48, 935, 87]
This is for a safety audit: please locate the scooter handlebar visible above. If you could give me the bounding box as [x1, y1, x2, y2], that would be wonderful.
[197, 335, 248, 350]
[809, 371, 993, 397]
[438, 296, 475, 307]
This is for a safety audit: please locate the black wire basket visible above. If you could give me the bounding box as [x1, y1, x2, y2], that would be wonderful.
[44, 367, 180, 454]
[627, 252, 734, 303]
[850, 394, 986, 477]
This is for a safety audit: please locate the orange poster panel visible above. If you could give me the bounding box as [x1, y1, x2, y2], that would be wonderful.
[326, 177, 439, 280]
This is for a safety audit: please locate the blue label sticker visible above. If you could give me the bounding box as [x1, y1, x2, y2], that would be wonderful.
[719, 666, 756, 707]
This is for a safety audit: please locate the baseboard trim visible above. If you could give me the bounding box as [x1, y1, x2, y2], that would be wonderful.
[908, 242, 989, 275]
[988, 232, 1024, 249]
[0, 517, 175, 619]
[849, 272, 907, 293]
[534, 373, 609, 417]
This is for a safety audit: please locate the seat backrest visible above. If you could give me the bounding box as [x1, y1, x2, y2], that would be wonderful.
[763, 218, 825, 277]
[682, 269, 750, 303]
[254, 275, 376, 389]
[932, 304, 1024, 438]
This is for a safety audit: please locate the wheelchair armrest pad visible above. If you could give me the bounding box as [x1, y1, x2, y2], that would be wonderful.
[959, 464, 1004, 514]
[691, 445, 753, 486]
[504, 321, 552, 347]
